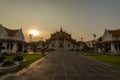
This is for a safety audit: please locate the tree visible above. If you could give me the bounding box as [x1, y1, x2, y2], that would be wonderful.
[93, 34, 97, 53]
[41, 48, 46, 54]
[96, 36, 105, 54]
[82, 43, 90, 53]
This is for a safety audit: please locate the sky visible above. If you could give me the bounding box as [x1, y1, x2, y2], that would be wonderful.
[0, 0, 120, 41]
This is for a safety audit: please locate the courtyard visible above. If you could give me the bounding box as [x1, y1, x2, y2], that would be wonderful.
[3, 51, 120, 80]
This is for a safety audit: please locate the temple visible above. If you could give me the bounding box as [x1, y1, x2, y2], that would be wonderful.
[0, 24, 25, 54]
[44, 28, 83, 50]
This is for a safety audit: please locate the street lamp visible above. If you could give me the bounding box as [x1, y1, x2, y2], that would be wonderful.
[29, 34, 33, 52]
[29, 34, 33, 42]
[93, 34, 97, 53]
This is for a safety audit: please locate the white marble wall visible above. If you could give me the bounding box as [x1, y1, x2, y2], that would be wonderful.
[1, 42, 18, 54]
[102, 30, 113, 41]
[47, 39, 79, 50]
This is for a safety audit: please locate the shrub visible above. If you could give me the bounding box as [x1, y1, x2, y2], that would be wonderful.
[2, 60, 15, 67]
[76, 49, 80, 51]
[13, 55, 23, 61]
[0, 56, 6, 62]
[71, 49, 74, 51]
[2, 52, 8, 55]
[41, 48, 47, 54]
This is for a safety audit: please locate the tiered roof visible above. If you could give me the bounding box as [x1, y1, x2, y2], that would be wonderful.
[100, 29, 120, 44]
[45, 28, 84, 46]
[50, 28, 71, 40]
[4, 27, 19, 36]
[45, 28, 77, 44]
[0, 24, 25, 43]
[108, 29, 120, 37]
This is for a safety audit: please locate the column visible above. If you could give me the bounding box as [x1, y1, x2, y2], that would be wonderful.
[22, 43, 25, 52]
[13, 43, 17, 53]
[110, 43, 116, 53]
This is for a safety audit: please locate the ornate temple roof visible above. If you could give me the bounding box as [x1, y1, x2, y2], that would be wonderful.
[50, 28, 71, 40]
[0, 24, 25, 42]
[108, 29, 120, 37]
[45, 28, 81, 45]
[0, 24, 20, 36]
[4, 27, 19, 36]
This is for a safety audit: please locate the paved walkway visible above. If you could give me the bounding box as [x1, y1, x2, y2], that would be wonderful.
[4, 51, 120, 80]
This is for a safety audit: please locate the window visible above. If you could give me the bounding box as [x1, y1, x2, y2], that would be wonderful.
[119, 44, 120, 50]
[7, 43, 9, 49]
[0, 43, 2, 47]
[115, 44, 118, 50]
[10, 44, 13, 50]
[107, 44, 111, 50]
[0, 43, 2, 46]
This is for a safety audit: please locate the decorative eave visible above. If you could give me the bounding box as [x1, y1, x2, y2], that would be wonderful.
[2, 26, 20, 36]
[99, 40, 120, 44]
[0, 39, 26, 43]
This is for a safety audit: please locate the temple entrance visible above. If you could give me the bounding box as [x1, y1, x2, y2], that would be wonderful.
[46, 28, 77, 51]
[58, 38, 64, 50]
[59, 40, 64, 48]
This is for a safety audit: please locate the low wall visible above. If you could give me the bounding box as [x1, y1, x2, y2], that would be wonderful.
[0, 64, 19, 72]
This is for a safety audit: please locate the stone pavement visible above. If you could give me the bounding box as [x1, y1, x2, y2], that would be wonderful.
[4, 51, 120, 80]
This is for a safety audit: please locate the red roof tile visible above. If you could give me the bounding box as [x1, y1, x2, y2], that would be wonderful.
[108, 29, 120, 37]
[4, 27, 19, 36]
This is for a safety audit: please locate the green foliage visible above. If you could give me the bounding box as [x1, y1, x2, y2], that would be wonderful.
[86, 55, 120, 67]
[41, 48, 47, 54]
[0, 56, 6, 62]
[12, 54, 43, 72]
[2, 60, 15, 67]
[0, 54, 44, 76]
[76, 49, 80, 51]
[13, 55, 23, 61]
[82, 44, 90, 52]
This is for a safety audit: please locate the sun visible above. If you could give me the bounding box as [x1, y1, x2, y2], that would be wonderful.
[29, 29, 39, 36]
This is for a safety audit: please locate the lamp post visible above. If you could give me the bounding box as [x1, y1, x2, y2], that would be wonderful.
[93, 34, 97, 53]
[29, 34, 33, 52]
